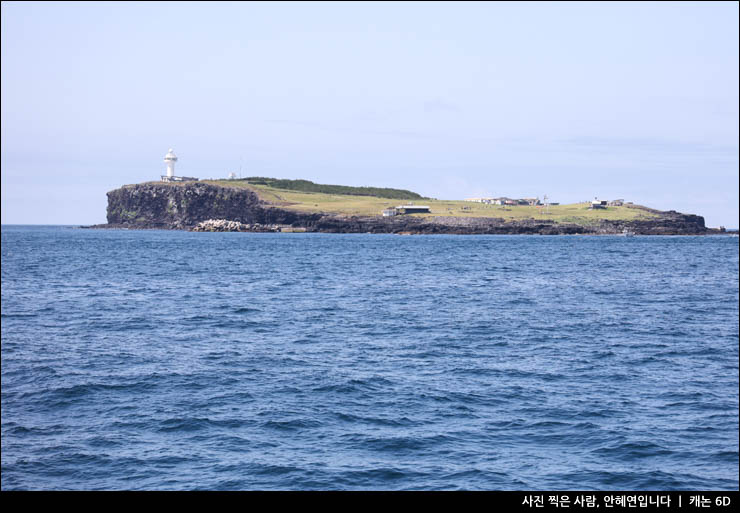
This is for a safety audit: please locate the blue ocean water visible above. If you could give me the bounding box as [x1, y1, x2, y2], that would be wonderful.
[1, 225, 738, 491]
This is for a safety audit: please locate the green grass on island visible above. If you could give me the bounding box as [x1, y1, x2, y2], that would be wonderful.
[192, 178, 661, 224]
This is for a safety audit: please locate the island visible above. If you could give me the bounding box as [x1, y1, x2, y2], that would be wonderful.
[87, 177, 717, 235]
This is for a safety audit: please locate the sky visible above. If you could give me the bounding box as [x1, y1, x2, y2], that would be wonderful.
[1, 1, 738, 227]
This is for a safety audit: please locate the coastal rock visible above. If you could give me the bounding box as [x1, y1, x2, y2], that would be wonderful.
[191, 219, 280, 232]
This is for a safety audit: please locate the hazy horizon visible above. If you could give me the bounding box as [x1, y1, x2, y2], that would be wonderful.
[2, 1, 738, 227]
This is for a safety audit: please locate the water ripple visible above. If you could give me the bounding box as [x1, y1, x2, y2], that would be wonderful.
[1, 227, 737, 490]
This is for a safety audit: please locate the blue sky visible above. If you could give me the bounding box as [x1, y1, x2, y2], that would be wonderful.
[2, 1, 738, 227]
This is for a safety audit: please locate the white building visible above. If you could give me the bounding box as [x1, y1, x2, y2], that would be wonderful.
[590, 197, 607, 209]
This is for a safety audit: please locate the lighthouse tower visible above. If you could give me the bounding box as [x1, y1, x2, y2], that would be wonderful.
[161, 149, 197, 182]
[164, 148, 178, 178]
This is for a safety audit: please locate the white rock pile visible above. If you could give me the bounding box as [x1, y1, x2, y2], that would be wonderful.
[191, 219, 280, 232]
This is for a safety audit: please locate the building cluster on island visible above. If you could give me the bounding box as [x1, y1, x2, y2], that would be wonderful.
[464, 197, 556, 206]
[589, 198, 629, 209]
[464, 196, 629, 209]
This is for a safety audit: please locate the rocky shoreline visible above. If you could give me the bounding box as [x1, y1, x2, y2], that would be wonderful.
[85, 182, 720, 235]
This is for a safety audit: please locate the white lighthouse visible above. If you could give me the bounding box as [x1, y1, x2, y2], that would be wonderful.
[164, 148, 177, 178]
[161, 149, 198, 182]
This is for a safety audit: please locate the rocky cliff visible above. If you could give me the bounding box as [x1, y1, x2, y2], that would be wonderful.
[104, 182, 322, 229]
[96, 182, 710, 235]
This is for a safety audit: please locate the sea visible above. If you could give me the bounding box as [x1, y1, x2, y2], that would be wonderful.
[1, 225, 738, 491]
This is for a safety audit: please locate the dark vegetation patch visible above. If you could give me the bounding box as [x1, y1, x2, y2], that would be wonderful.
[235, 177, 424, 200]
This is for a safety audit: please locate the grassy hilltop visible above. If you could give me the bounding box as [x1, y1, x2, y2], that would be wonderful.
[236, 177, 423, 200]
[198, 178, 660, 225]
